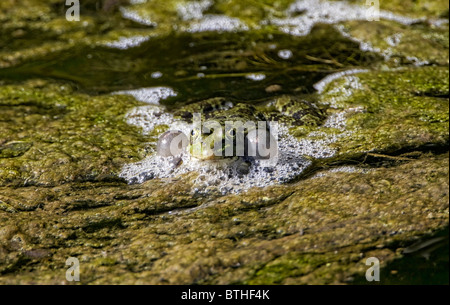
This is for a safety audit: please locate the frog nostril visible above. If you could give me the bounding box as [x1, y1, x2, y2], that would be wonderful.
[157, 130, 188, 157]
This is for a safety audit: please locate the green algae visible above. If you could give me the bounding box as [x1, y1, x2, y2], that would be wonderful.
[0, 0, 449, 285]
[346, 0, 449, 19]
[313, 66, 449, 159]
[0, 0, 156, 69]
[338, 19, 449, 66]
[0, 79, 148, 186]
[0, 153, 447, 284]
[210, 0, 293, 27]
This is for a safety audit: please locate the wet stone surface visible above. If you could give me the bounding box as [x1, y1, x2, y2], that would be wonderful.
[0, 0, 448, 284]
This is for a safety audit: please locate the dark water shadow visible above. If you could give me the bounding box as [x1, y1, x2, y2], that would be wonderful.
[0, 25, 381, 106]
[351, 225, 449, 285]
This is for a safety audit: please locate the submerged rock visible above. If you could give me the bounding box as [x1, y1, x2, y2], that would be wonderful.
[0, 80, 148, 187]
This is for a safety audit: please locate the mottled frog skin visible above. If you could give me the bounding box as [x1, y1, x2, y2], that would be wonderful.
[172, 95, 325, 126]
[269, 95, 327, 126]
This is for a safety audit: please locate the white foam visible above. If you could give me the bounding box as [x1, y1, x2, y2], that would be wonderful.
[120, 104, 369, 193]
[323, 111, 347, 130]
[119, 7, 156, 26]
[429, 18, 449, 28]
[125, 105, 174, 135]
[111, 87, 177, 105]
[335, 24, 396, 61]
[246, 73, 266, 81]
[177, 0, 212, 21]
[187, 15, 249, 33]
[151, 71, 163, 79]
[336, 25, 433, 66]
[103, 36, 150, 49]
[386, 33, 403, 47]
[313, 69, 368, 94]
[406, 56, 430, 67]
[312, 166, 373, 178]
[278, 49, 293, 59]
[270, 0, 419, 36]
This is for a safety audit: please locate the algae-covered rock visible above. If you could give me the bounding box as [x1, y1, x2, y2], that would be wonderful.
[346, 0, 449, 19]
[0, 153, 447, 284]
[337, 19, 449, 66]
[0, 0, 448, 285]
[308, 66, 449, 160]
[0, 80, 148, 186]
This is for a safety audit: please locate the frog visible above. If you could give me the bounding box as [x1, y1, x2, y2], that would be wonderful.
[156, 95, 327, 171]
[120, 93, 327, 188]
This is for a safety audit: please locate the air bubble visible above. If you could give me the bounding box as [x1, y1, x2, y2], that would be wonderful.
[278, 50, 293, 59]
[151, 71, 163, 78]
[157, 130, 188, 157]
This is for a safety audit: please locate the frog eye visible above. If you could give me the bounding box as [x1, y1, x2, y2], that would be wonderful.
[157, 130, 188, 157]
